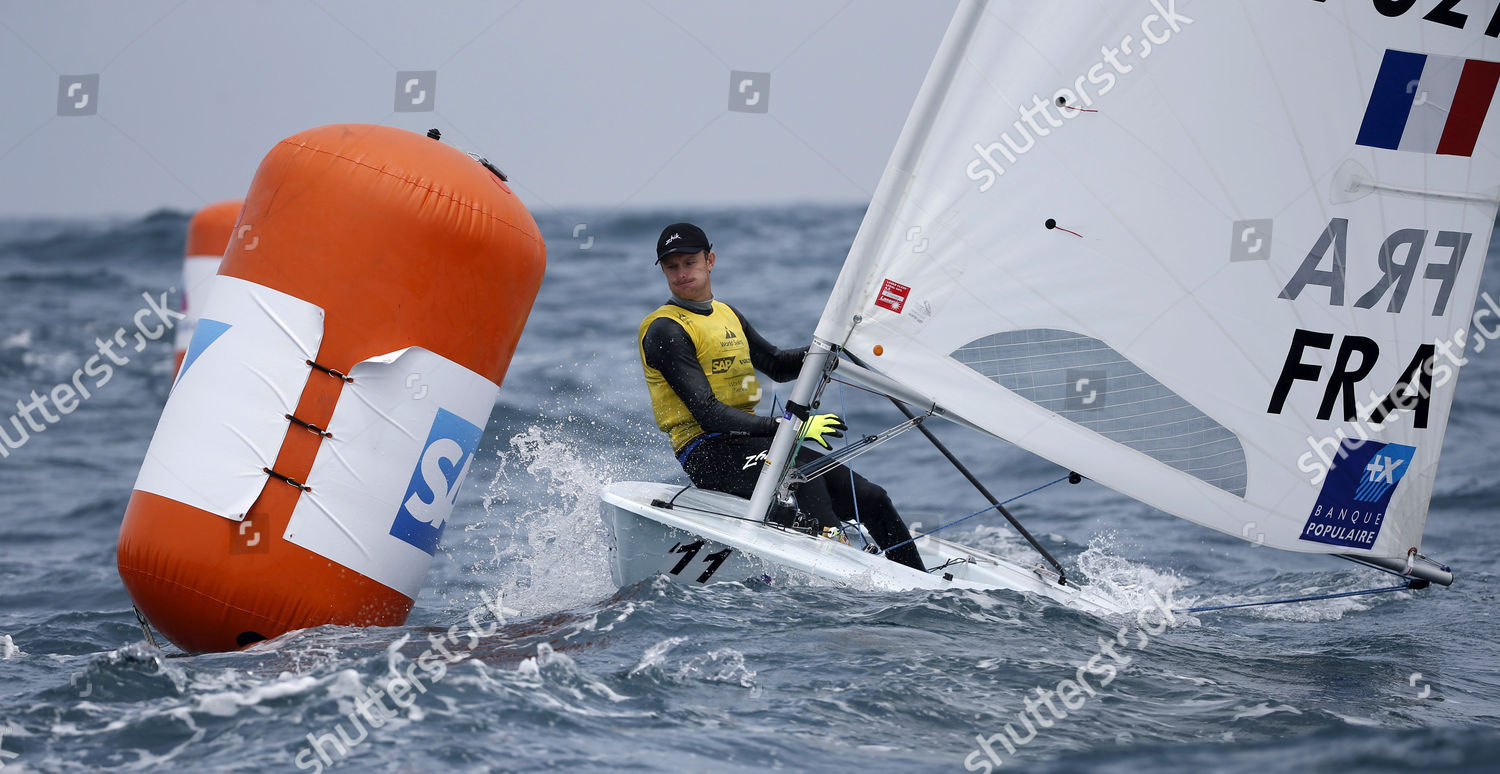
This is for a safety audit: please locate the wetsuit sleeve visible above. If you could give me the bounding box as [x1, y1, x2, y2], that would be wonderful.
[642, 317, 778, 436]
[730, 306, 807, 383]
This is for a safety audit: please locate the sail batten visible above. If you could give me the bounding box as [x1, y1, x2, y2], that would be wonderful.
[812, 0, 1498, 559]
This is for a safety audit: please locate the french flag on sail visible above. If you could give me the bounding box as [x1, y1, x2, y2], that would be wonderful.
[1356, 49, 1500, 157]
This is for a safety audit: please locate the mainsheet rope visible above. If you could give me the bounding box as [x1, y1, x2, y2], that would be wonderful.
[1177, 582, 1421, 614]
[876, 474, 1072, 560]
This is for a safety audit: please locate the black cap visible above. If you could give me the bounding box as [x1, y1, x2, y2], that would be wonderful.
[655, 222, 712, 263]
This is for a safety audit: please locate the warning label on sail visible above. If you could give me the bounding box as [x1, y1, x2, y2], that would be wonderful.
[1299, 439, 1415, 550]
[875, 279, 910, 313]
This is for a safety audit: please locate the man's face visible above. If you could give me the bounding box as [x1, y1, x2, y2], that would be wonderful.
[658, 250, 715, 301]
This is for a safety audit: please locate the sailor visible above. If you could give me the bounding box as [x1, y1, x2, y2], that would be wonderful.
[638, 222, 926, 571]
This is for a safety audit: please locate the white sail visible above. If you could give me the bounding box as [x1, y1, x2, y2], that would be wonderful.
[816, 0, 1500, 560]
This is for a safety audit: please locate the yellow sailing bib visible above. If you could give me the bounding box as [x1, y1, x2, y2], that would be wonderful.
[639, 301, 762, 451]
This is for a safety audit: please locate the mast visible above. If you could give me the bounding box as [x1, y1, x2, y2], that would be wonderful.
[746, 0, 989, 521]
[745, 341, 834, 521]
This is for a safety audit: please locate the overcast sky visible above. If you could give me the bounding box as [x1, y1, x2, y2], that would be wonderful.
[0, 0, 957, 218]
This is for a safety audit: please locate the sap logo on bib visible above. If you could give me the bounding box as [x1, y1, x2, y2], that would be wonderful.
[390, 408, 484, 555]
[1299, 439, 1415, 550]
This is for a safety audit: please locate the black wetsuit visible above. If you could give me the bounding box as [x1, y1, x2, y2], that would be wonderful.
[641, 298, 927, 572]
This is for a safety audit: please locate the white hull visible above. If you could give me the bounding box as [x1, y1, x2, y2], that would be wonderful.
[600, 481, 1128, 616]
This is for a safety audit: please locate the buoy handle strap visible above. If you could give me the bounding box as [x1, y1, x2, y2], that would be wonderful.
[263, 467, 311, 492]
[284, 413, 332, 438]
[306, 359, 354, 383]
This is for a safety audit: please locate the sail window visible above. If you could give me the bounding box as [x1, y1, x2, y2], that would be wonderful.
[952, 328, 1248, 497]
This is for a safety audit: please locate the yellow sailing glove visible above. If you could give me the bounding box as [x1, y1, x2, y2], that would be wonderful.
[801, 413, 847, 450]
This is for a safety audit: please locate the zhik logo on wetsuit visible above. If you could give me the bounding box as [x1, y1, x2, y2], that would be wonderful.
[1299, 439, 1415, 550]
[390, 408, 483, 555]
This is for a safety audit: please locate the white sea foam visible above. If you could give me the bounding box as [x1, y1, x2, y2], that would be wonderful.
[1074, 532, 1198, 618]
[948, 523, 1191, 618]
[469, 424, 630, 617]
[192, 674, 322, 717]
[628, 637, 757, 689]
[1231, 702, 1304, 720]
[516, 642, 634, 709]
[628, 636, 689, 677]
[676, 648, 757, 689]
[1, 328, 30, 350]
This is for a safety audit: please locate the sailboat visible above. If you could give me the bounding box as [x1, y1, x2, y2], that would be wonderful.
[601, 0, 1497, 610]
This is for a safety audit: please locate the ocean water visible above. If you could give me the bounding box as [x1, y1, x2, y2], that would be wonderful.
[0, 206, 1497, 773]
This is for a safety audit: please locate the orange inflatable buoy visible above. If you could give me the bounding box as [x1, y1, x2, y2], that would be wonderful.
[117, 124, 545, 652]
[174, 200, 243, 375]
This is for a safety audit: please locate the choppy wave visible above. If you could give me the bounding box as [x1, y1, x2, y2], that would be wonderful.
[2, 209, 1498, 773]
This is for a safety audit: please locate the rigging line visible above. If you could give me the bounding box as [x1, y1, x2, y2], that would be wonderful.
[837, 379, 867, 546]
[132, 606, 161, 650]
[828, 375, 908, 402]
[841, 350, 1070, 585]
[768, 356, 840, 510]
[791, 415, 928, 485]
[650, 496, 816, 534]
[927, 557, 972, 574]
[876, 475, 1071, 565]
[665, 485, 693, 509]
[1177, 582, 1420, 614]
